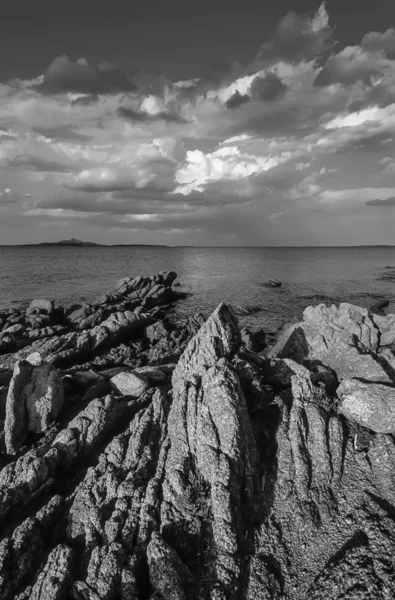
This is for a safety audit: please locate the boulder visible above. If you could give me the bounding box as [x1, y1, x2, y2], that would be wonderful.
[270, 303, 393, 383]
[338, 378, 395, 433]
[109, 371, 150, 397]
[26, 299, 54, 316]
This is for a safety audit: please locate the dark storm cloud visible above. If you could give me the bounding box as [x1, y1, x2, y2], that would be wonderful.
[71, 94, 100, 107]
[117, 106, 189, 124]
[0, 154, 72, 173]
[225, 74, 287, 110]
[34, 56, 137, 95]
[254, 3, 334, 64]
[362, 28, 395, 59]
[250, 73, 287, 102]
[366, 197, 395, 206]
[225, 92, 250, 109]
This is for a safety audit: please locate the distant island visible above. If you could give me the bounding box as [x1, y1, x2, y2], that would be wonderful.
[10, 238, 169, 247]
[38, 238, 102, 247]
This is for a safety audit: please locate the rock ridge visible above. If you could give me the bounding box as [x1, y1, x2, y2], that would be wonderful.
[1, 280, 395, 598]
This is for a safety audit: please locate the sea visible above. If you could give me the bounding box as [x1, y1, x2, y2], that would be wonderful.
[1, 246, 395, 333]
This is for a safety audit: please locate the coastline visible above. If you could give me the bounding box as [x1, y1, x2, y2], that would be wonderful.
[1, 271, 395, 597]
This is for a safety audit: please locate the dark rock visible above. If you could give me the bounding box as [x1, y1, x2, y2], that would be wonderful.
[262, 278, 282, 288]
[232, 305, 262, 316]
[144, 320, 170, 345]
[369, 298, 389, 316]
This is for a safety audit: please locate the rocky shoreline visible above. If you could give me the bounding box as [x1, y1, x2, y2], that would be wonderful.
[1, 271, 395, 599]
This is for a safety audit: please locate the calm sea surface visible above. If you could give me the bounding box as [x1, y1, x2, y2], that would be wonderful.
[1, 246, 395, 332]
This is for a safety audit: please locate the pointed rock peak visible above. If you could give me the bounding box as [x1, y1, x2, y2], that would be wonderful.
[173, 302, 240, 383]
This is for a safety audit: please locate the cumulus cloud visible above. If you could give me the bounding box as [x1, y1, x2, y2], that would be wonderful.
[34, 56, 137, 95]
[1, 3, 395, 245]
[174, 146, 291, 195]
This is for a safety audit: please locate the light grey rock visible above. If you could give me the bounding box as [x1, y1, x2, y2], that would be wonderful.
[5, 357, 64, 453]
[26, 299, 54, 316]
[109, 371, 150, 397]
[270, 303, 392, 383]
[338, 378, 395, 432]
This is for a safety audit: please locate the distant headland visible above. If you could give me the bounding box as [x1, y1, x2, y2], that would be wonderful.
[3, 238, 169, 248]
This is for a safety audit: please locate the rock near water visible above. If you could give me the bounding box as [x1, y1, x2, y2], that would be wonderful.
[1, 276, 395, 599]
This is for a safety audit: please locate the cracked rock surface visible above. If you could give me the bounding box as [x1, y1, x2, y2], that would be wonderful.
[1, 280, 395, 599]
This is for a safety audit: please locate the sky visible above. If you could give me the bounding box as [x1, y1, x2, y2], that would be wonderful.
[0, 0, 395, 246]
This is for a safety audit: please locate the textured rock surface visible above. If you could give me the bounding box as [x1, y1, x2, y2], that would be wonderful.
[338, 378, 395, 432]
[109, 371, 150, 397]
[2, 278, 395, 599]
[5, 357, 64, 453]
[271, 302, 395, 383]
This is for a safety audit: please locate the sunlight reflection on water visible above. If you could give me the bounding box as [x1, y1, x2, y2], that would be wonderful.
[1, 246, 395, 331]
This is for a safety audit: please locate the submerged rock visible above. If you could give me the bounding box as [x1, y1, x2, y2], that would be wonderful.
[262, 278, 282, 288]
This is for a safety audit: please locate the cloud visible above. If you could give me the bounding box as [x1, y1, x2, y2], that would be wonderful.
[254, 3, 334, 64]
[314, 46, 384, 86]
[174, 146, 291, 195]
[225, 92, 250, 109]
[34, 56, 137, 95]
[250, 73, 288, 101]
[366, 197, 395, 206]
[33, 125, 93, 141]
[117, 106, 188, 124]
[362, 28, 395, 59]
[2, 4, 395, 245]
[0, 154, 72, 173]
[0, 188, 30, 206]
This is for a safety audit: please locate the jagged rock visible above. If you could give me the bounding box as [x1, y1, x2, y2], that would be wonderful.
[10, 310, 152, 367]
[338, 378, 395, 433]
[3, 276, 395, 599]
[147, 532, 194, 600]
[240, 327, 266, 353]
[2, 323, 25, 336]
[144, 321, 170, 345]
[109, 371, 150, 397]
[29, 544, 74, 600]
[0, 395, 129, 526]
[71, 581, 102, 600]
[5, 356, 64, 454]
[160, 303, 259, 599]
